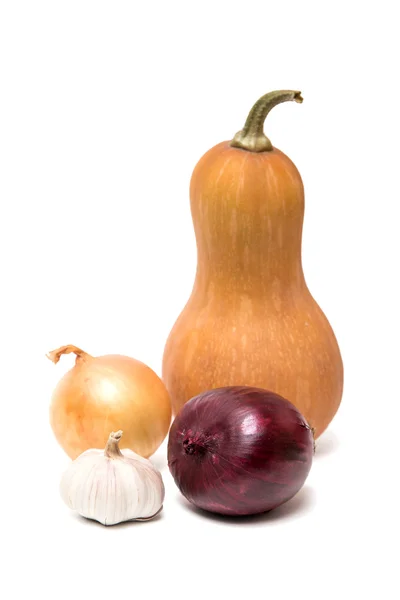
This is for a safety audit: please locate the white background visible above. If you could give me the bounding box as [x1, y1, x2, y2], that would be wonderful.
[1, 1, 399, 599]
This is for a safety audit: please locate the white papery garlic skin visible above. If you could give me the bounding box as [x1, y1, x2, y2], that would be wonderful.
[60, 430, 164, 525]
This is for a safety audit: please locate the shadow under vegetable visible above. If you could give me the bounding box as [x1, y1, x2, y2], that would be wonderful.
[71, 508, 165, 528]
[177, 484, 316, 525]
[314, 429, 340, 459]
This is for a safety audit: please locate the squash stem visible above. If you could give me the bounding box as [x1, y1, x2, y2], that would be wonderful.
[231, 90, 303, 152]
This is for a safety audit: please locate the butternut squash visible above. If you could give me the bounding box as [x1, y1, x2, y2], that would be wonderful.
[163, 90, 343, 437]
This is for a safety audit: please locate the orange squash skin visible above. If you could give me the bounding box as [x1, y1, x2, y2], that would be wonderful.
[163, 141, 343, 437]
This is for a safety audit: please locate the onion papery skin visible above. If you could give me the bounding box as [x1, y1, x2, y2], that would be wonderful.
[50, 351, 171, 460]
[168, 386, 314, 516]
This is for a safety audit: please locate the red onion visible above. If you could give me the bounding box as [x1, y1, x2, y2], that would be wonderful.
[168, 386, 314, 516]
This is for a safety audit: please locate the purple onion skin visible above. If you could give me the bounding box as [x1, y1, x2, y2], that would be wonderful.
[168, 386, 314, 516]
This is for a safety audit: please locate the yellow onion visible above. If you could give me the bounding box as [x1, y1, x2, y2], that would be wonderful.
[47, 345, 171, 459]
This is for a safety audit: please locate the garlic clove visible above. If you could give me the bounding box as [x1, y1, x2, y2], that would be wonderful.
[135, 506, 164, 521]
[60, 430, 165, 526]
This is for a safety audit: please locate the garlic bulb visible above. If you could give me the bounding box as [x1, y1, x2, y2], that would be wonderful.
[60, 430, 164, 525]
